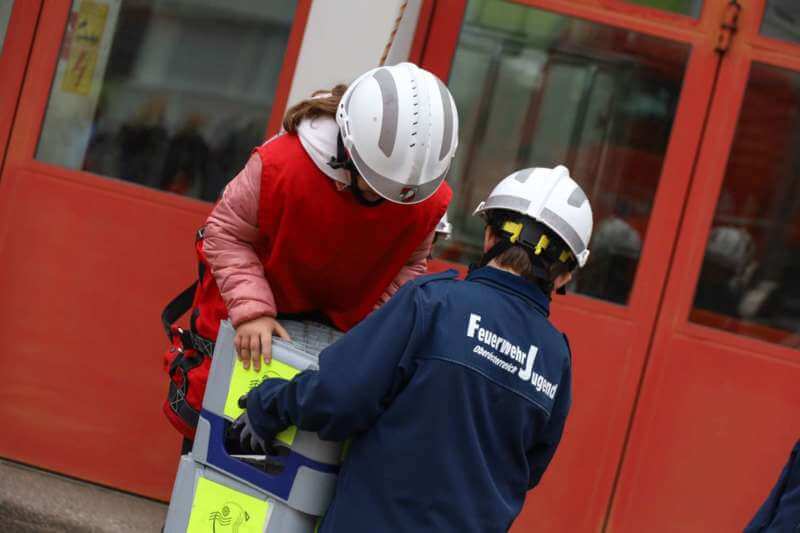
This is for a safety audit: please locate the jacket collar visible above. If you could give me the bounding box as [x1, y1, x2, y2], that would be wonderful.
[466, 266, 551, 316]
[296, 116, 350, 188]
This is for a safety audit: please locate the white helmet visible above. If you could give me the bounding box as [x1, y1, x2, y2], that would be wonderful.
[336, 62, 459, 204]
[474, 166, 593, 267]
[435, 212, 453, 239]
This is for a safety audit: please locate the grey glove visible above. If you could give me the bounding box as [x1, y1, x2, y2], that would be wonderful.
[232, 411, 267, 454]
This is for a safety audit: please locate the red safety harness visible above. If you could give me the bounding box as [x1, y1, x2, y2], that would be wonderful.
[161, 228, 217, 439]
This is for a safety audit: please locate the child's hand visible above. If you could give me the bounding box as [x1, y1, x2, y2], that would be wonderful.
[234, 317, 291, 371]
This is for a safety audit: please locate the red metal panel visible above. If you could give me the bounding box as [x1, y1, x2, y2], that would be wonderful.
[610, 333, 800, 531]
[417, 0, 467, 81]
[513, 309, 641, 531]
[0, 0, 314, 501]
[509, 0, 717, 45]
[4, 0, 72, 166]
[0, 0, 42, 172]
[408, 0, 436, 64]
[597, 0, 707, 25]
[531, 0, 721, 24]
[608, 2, 800, 529]
[0, 165, 209, 500]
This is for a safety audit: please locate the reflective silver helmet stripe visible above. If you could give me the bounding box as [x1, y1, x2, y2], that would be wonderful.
[349, 144, 444, 204]
[512, 168, 535, 183]
[540, 207, 586, 255]
[567, 185, 588, 207]
[373, 69, 399, 158]
[437, 79, 454, 161]
[481, 194, 531, 214]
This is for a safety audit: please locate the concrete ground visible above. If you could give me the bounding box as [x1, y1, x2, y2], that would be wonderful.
[0, 458, 167, 532]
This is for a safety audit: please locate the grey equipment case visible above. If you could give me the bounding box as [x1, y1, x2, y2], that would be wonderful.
[164, 319, 345, 532]
[164, 455, 317, 532]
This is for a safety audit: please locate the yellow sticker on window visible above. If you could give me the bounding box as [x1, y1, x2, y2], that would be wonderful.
[224, 357, 301, 445]
[188, 476, 269, 533]
[61, 1, 109, 95]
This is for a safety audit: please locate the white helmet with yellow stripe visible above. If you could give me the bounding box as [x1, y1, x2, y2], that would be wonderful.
[474, 165, 593, 268]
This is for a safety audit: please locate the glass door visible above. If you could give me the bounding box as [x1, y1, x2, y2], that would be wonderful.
[420, 0, 721, 530]
[609, 1, 800, 530]
[0, 0, 310, 501]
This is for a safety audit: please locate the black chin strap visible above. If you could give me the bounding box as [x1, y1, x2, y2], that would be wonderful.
[479, 240, 512, 268]
[328, 133, 384, 208]
[349, 173, 385, 207]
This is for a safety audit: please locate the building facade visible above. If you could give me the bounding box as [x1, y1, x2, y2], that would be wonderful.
[0, 0, 798, 531]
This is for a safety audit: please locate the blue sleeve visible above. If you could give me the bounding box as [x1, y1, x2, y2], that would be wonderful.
[527, 357, 572, 488]
[745, 440, 800, 532]
[246, 282, 425, 442]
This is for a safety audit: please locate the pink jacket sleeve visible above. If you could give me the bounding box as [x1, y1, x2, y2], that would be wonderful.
[375, 231, 435, 308]
[204, 154, 277, 326]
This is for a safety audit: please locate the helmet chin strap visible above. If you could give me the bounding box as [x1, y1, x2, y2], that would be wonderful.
[349, 173, 385, 207]
[329, 133, 384, 208]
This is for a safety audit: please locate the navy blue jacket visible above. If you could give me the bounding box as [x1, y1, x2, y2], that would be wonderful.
[745, 440, 800, 532]
[247, 267, 573, 532]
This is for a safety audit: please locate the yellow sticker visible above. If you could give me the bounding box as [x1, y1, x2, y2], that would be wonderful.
[187, 476, 269, 533]
[502, 221, 523, 243]
[61, 1, 109, 95]
[224, 356, 301, 446]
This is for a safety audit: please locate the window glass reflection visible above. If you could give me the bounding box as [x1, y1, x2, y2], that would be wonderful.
[36, 0, 297, 201]
[0, 1, 13, 55]
[691, 64, 800, 348]
[438, 0, 689, 305]
[761, 0, 800, 45]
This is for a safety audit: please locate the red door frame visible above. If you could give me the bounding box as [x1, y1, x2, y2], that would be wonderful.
[418, 0, 724, 530]
[609, 1, 800, 530]
[0, 0, 311, 501]
[265, 0, 313, 137]
[0, 0, 43, 172]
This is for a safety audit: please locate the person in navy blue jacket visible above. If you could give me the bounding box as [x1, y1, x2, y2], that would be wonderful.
[745, 439, 800, 532]
[236, 166, 594, 532]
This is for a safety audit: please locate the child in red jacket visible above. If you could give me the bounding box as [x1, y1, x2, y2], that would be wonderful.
[164, 62, 460, 438]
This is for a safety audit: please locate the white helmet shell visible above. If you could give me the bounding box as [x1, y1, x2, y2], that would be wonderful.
[474, 166, 594, 267]
[435, 212, 453, 239]
[337, 62, 459, 204]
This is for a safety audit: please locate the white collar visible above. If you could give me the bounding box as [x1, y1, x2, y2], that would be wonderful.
[296, 117, 350, 188]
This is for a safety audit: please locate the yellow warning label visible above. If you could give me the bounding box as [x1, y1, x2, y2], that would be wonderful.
[61, 1, 109, 95]
[224, 356, 301, 446]
[188, 476, 269, 532]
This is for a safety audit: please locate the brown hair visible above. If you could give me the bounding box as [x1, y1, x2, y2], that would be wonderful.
[490, 239, 537, 281]
[282, 84, 349, 134]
